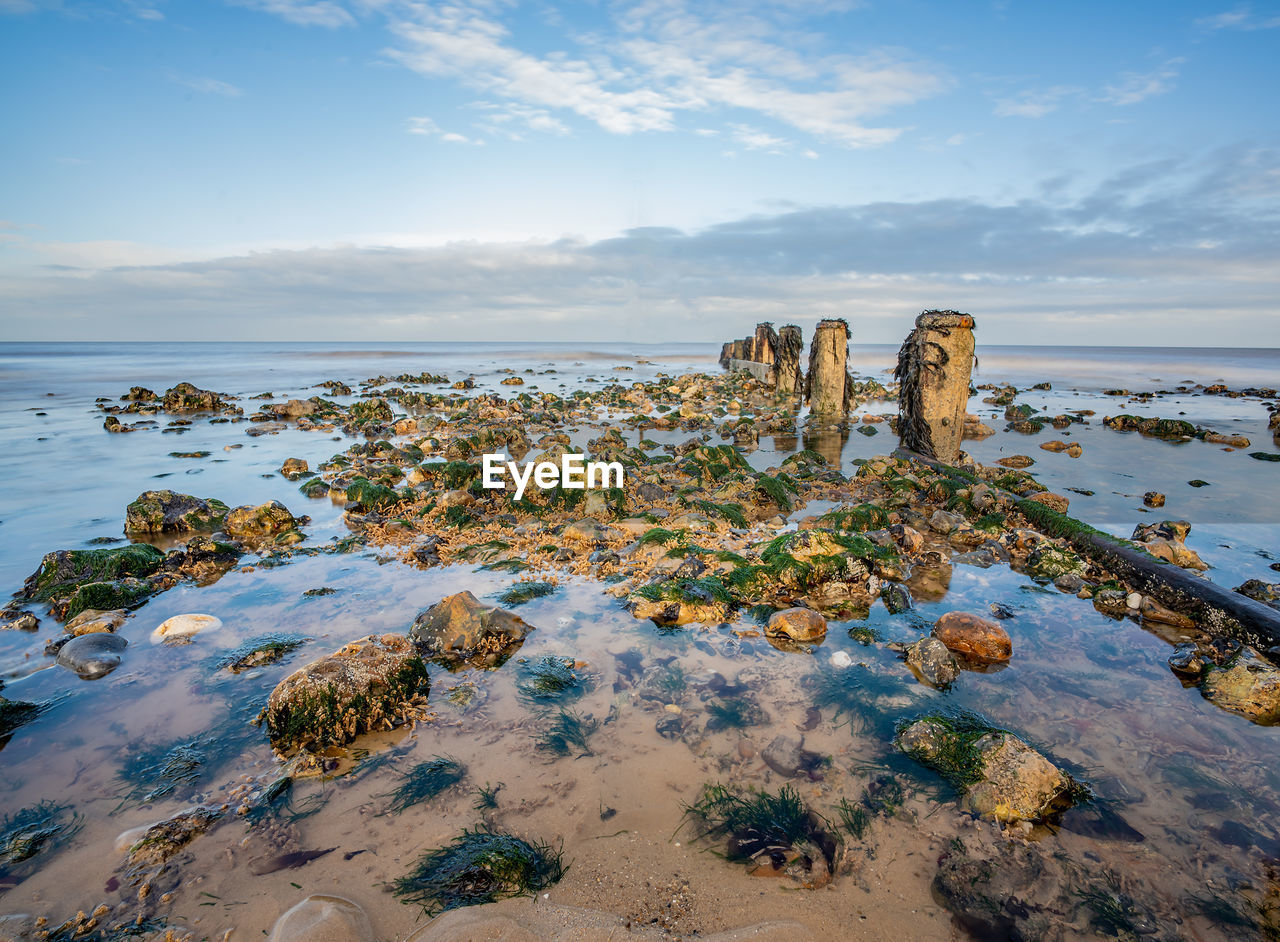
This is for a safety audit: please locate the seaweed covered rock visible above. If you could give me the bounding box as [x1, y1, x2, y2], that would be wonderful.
[23, 544, 165, 621]
[263, 634, 429, 756]
[344, 477, 400, 512]
[931, 611, 1012, 664]
[162, 382, 228, 413]
[1025, 543, 1086, 582]
[410, 592, 535, 667]
[126, 805, 222, 869]
[224, 501, 304, 545]
[1103, 414, 1197, 440]
[897, 714, 1082, 822]
[125, 490, 230, 534]
[350, 397, 393, 426]
[1200, 648, 1280, 724]
[628, 578, 730, 627]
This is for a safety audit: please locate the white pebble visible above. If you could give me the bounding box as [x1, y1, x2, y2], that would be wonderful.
[151, 613, 223, 644]
[830, 651, 853, 668]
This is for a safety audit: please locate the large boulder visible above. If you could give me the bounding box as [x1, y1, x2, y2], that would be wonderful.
[897, 715, 1082, 822]
[931, 611, 1012, 664]
[409, 592, 534, 667]
[125, 490, 230, 534]
[263, 634, 429, 756]
[23, 544, 165, 621]
[1131, 520, 1208, 570]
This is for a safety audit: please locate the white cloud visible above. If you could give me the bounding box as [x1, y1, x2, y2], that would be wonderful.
[5, 150, 1277, 345]
[1099, 58, 1183, 106]
[1196, 7, 1280, 30]
[728, 123, 791, 154]
[172, 75, 244, 97]
[407, 115, 484, 145]
[368, 1, 946, 147]
[994, 85, 1077, 118]
[232, 0, 354, 28]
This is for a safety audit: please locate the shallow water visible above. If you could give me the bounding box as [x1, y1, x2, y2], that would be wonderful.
[1, 341, 1279, 940]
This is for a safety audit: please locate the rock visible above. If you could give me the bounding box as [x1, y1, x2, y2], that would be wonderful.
[1235, 579, 1280, 610]
[905, 637, 960, 688]
[1026, 544, 1085, 582]
[1039, 440, 1070, 452]
[409, 591, 535, 665]
[150, 613, 223, 644]
[1201, 648, 1280, 723]
[350, 397, 393, 425]
[761, 734, 809, 778]
[344, 477, 399, 511]
[932, 611, 1012, 664]
[224, 501, 302, 544]
[562, 519, 620, 544]
[927, 509, 966, 535]
[163, 382, 227, 413]
[124, 385, 157, 401]
[880, 582, 912, 614]
[774, 325, 805, 398]
[1131, 520, 1208, 570]
[267, 895, 374, 942]
[995, 455, 1034, 468]
[634, 482, 670, 503]
[280, 458, 309, 478]
[1168, 642, 1205, 676]
[23, 544, 165, 621]
[437, 488, 474, 509]
[263, 634, 429, 755]
[124, 490, 230, 534]
[765, 607, 827, 643]
[933, 843, 1093, 941]
[126, 806, 221, 869]
[1024, 490, 1069, 514]
[1, 613, 38, 631]
[274, 399, 317, 419]
[65, 609, 126, 636]
[56, 632, 128, 679]
[962, 414, 995, 440]
[1138, 596, 1195, 628]
[898, 717, 1080, 822]
[1143, 491, 1166, 507]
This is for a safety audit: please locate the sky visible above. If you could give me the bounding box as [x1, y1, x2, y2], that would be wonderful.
[1, 0, 1278, 345]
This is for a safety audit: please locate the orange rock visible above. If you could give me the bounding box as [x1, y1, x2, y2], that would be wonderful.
[766, 607, 828, 642]
[932, 611, 1012, 663]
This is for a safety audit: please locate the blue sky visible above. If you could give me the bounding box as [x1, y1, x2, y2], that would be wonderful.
[1, 0, 1278, 344]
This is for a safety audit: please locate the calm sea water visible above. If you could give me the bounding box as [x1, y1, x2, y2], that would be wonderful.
[1, 341, 1278, 938]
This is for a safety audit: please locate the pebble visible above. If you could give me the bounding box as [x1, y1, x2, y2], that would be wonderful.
[830, 651, 853, 668]
[1126, 593, 1142, 609]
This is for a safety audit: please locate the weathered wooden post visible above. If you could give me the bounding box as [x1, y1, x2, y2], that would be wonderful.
[805, 318, 852, 414]
[775, 325, 804, 397]
[894, 310, 976, 463]
[750, 323, 779, 370]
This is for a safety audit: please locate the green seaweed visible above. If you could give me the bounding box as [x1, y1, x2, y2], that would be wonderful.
[516, 656, 592, 707]
[1, 801, 82, 866]
[474, 782, 503, 812]
[536, 709, 598, 757]
[895, 711, 1004, 789]
[244, 775, 324, 827]
[681, 783, 831, 865]
[706, 697, 764, 730]
[382, 756, 468, 813]
[0, 697, 44, 750]
[392, 829, 566, 915]
[344, 476, 400, 512]
[114, 739, 207, 810]
[212, 633, 308, 673]
[835, 798, 870, 840]
[496, 581, 556, 606]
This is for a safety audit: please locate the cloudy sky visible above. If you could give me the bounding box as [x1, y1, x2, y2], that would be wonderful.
[1, 0, 1277, 344]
